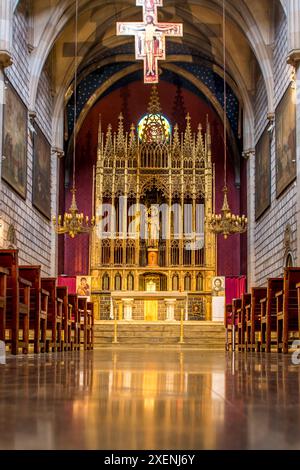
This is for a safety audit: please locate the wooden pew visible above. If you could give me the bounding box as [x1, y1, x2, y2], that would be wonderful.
[276, 268, 300, 353]
[78, 297, 88, 350]
[225, 300, 240, 352]
[78, 298, 94, 350]
[19, 266, 49, 354]
[0, 250, 32, 354]
[297, 283, 300, 353]
[232, 298, 241, 352]
[68, 294, 80, 350]
[87, 301, 94, 350]
[57, 286, 72, 351]
[225, 303, 232, 351]
[246, 287, 267, 352]
[237, 293, 251, 352]
[0, 267, 9, 343]
[261, 278, 283, 352]
[41, 278, 63, 352]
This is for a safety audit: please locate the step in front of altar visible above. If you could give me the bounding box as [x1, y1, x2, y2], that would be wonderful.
[94, 321, 225, 349]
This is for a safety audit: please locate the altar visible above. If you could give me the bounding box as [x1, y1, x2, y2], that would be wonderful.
[89, 87, 216, 323]
[111, 291, 188, 322]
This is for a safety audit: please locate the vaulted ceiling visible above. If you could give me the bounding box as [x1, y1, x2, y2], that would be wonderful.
[14, 0, 286, 150]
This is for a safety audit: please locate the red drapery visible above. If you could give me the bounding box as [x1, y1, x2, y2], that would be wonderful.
[225, 276, 247, 304]
[57, 276, 77, 294]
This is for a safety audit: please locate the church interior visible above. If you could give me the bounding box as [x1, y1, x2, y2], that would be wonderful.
[0, 0, 300, 452]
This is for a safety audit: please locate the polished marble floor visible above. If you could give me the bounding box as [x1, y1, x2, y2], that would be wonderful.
[0, 348, 300, 450]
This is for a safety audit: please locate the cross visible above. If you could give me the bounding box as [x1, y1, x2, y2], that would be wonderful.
[117, 0, 183, 84]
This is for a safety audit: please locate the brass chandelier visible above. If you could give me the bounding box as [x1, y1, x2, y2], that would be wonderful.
[53, 0, 95, 238]
[206, 0, 247, 239]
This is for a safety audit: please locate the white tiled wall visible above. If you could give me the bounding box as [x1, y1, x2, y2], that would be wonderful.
[254, 12, 297, 286]
[0, 3, 55, 276]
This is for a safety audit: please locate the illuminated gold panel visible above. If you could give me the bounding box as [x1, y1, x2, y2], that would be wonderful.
[144, 300, 158, 321]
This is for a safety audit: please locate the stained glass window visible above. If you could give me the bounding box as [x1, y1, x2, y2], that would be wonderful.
[138, 114, 171, 143]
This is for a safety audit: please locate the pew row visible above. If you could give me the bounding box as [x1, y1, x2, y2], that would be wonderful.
[0, 251, 32, 354]
[0, 249, 94, 355]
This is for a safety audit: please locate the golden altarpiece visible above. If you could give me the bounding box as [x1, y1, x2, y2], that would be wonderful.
[90, 88, 216, 321]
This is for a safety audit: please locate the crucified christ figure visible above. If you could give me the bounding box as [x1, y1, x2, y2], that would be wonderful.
[117, 4, 183, 83]
[143, 15, 180, 77]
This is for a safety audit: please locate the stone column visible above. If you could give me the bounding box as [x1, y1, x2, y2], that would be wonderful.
[51, 148, 64, 276]
[295, 64, 300, 263]
[123, 298, 134, 321]
[287, 1, 300, 262]
[0, 69, 5, 186]
[0, 1, 13, 226]
[165, 298, 176, 322]
[287, 0, 300, 64]
[0, 0, 13, 69]
[242, 149, 255, 289]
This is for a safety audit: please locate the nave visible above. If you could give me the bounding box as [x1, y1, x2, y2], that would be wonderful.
[0, 349, 300, 450]
[1, 0, 300, 453]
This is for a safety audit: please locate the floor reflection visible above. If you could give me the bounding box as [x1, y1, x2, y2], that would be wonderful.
[0, 349, 300, 449]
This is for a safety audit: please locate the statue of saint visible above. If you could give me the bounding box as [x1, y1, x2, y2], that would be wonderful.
[147, 206, 160, 246]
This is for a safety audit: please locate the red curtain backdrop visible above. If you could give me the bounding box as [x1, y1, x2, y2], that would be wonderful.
[225, 276, 247, 304]
[57, 276, 77, 295]
[62, 80, 247, 277]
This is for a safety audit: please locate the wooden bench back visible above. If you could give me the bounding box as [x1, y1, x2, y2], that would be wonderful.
[78, 297, 87, 322]
[0, 250, 20, 317]
[68, 294, 79, 322]
[251, 287, 267, 321]
[238, 293, 251, 324]
[19, 266, 42, 320]
[232, 298, 242, 323]
[19, 266, 41, 290]
[233, 298, 242, 310]
[57, 286, 68, 299]
[224, 304, 232, 327]
[41, 278, 57, 320]
[268, 278, 283, 316]
[284, 268, 300, 321]
[87, 302, 94, 319]
[56, 286, 70, 321]
[0, 250, 19, 289]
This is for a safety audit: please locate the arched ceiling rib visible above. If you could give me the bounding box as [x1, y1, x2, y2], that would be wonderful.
[12, 0, 288, 150]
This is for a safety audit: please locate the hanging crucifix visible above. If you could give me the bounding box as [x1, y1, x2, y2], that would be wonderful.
[117, 0, 183, 84]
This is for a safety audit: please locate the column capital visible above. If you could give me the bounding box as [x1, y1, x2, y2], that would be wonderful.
[242, 148, 255, 160]
[287, 50, 300, 67]
[0, 1, 13, 69]
[0, 51, 12, 69]
[287, 1, 300, 61]
[52, 147, 65, 159]
[28, 110, 36, 138]
[29, 110, 37, 122]
[164, 298, 177, 305]
[122, 298, 134, 306]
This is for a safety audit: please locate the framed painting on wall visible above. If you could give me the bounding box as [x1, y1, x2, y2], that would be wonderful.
[1, 80, 28, 199]
[33, 124, 51, 219]
[76, 276, 92, 302]
[255, 126, 271, 220]
[212, 276, 225, 297]
[276, 85, 296, 197]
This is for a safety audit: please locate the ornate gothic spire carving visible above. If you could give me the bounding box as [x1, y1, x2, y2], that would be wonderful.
[97, 89, 211, 180]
